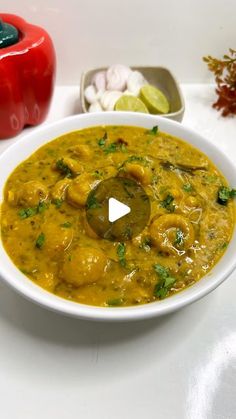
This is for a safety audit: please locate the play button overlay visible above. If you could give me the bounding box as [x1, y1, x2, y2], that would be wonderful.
[108, 198, 131, 222]
[86, 177, 150, 241]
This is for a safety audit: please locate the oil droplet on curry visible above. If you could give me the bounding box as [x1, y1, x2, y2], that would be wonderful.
[0, 126, 235, 307]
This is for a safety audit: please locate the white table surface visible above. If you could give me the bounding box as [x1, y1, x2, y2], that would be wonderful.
[0, 85, 235, 419]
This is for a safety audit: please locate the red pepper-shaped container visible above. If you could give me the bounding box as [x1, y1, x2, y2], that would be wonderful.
[0, 14, 56, 139]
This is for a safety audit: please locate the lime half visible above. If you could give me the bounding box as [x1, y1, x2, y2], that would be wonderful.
[115, 95, 149, 113]
[140, 85, 170, 114]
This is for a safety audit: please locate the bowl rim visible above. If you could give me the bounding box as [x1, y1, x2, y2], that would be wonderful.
[0, 111, 235, 322]
[80, 65, 185, 119]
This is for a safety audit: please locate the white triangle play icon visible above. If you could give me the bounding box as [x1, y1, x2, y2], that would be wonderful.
[108, 197, 131, 222]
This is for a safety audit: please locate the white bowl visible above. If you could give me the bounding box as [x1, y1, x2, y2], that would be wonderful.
[0, 112, 235, 321]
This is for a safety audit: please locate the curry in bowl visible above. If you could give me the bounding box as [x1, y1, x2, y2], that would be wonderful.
[0, 125, 235, 307]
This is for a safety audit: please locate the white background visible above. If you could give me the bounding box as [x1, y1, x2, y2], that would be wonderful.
[0, 1, 236, 419]
[2, 0, 236, 84]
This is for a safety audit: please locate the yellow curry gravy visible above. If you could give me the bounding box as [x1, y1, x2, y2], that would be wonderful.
[0, 126, 235, 307]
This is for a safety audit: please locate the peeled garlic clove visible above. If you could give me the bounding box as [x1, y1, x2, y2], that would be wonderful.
[96, 89, 104, 101]
[92, 71, 106, 91]
[88, 102, 103, 113]
[84, 85, 98, 104]
[100, 91, 123, 111]
[106, 64, 132, 91]
[127, 71, 147, 96]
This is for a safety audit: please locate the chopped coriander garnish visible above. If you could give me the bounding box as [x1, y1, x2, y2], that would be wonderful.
[104, 142, 127, 154]
[37, 202, 47, 214]
[216, 241, 229, 252]
[56, 159, 73, 178]
[98, 132, 107, 147]
[35, 232, 45, 249]
[107, 298, 124, 306]
[18, 207, 37, 219]
[86, 193, 101, 209]
[18, 201, 48, 219]
[220, 242, 228, 250]
[175, 228, 184, 246]
[117, 243, 126, 267]
[139, 237, 152, 252]
[160, 194, 175, 212]
[154, 264, 169, 278]
[148, 125, 158, 135]
[217, 186, 236, 205]
[182, 183, 193, 193]
[54, 198, 63, 209]
[104, 143, 118, 154]
[153, 264, 176, 299]
[99, 133, 126, 152]
[60, 222, 72, 228]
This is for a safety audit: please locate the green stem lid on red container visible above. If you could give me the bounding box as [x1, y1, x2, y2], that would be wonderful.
[0, 13, 56, 139]
[0, 18, 19, 48]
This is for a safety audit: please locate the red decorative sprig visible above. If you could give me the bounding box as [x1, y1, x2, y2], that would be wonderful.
[203, 48, 236, 117]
